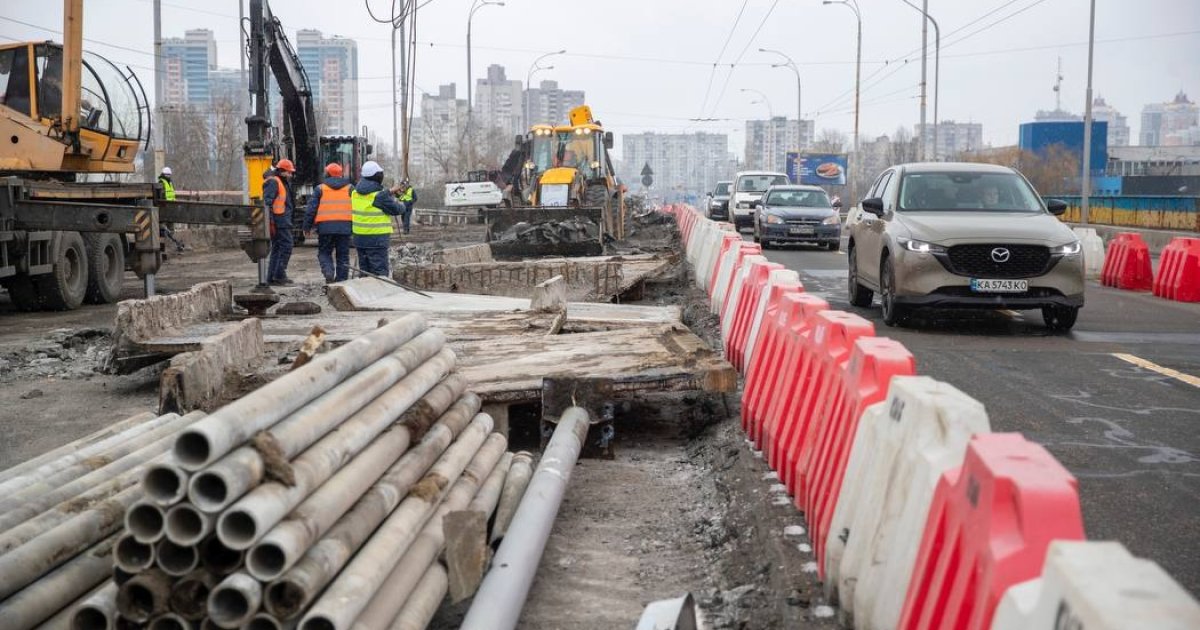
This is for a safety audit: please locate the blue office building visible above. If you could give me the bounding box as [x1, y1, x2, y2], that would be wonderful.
[162, 29, 217, 106]
[1019, 120, 1109, 177]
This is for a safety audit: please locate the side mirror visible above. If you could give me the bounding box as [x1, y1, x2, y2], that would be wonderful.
[862, 197, 885, 216]
[1045, 199, 1068, 216]
[604, 131, 614, 149]
[832, 199, 843, 209]
[751, 201, 761, 209]
[514, 134, 524, 149]
[706, 192, 713, 198]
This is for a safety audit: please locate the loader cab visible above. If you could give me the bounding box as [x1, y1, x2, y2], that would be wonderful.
[560, 123, 609, 181]
[318, 134, 371, 183]
[526, 125, 556, 173]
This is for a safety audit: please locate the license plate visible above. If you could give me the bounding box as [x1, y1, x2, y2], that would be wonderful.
[970, 279, 1028, 293]
[789, 226, 815, 235]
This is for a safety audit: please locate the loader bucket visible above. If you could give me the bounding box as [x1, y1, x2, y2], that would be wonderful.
[484, 206, 606, 258]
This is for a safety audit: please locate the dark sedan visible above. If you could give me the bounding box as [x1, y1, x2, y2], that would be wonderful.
[753, 185, 841, 250]
[706, 181, 732, 220]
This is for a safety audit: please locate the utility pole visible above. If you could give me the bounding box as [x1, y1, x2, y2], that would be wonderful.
[238, 0, 248, 202]
[152, 0, 163, 183]
[391, 25, 399, 176]
[918, 0, 928, 161]
[1080, 0, 1096, 224]
[399, 9, 410, 179]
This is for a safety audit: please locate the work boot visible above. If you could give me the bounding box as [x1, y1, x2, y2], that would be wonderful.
[270, 278, 295, 287]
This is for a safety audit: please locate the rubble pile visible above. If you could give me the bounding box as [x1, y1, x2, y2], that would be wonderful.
[493, 216, 601, 245]
[0, 328, 109, 382]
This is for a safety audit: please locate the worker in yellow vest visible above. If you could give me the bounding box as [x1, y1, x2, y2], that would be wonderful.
[351, 161, 405, 277]
[157, 167, 185, 252]
[303, 163, 354, 283]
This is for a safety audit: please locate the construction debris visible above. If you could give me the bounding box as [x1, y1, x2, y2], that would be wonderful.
[493, 217, 601, 246]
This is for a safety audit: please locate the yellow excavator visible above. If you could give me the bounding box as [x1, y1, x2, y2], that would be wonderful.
[486, 105, 624, 257]
[0, 0, 264, 310]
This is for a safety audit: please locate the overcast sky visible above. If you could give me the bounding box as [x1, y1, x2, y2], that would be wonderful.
[3, 0, 1198, 160]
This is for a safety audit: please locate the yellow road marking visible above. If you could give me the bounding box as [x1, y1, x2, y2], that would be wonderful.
[1111, 353, 1200, 388]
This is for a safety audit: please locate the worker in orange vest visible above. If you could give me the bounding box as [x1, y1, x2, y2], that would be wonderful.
[304, 163, 354, 283]
[264, 159, 296, 286]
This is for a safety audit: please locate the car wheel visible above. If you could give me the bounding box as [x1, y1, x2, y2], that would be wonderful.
[825, 240, 840, 252]
[847, 245, 873, 307]
[1042, 305, 1079, 331]
[880, 255, 908, 327]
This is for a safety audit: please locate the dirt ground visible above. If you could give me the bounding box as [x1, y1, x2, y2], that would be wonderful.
[1, 214, 841, 628]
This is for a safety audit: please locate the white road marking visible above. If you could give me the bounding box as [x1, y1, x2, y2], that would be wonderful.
[1111, 353, 1200, 388]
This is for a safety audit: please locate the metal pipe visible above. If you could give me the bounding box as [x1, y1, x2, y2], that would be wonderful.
[187, 331, 447, 513]
[199, 535, 244, 576]
[350, 447, 509, 630]
[465, 439, 509, 517]
[294, 418, 498, 630]
[148, 613, 192, 630]
[165, 503, 213, 546]
[35, 580, 105, 630]
[0, 412, 192, 504]
[387, 563, 448, 630]
[117, 568, 173, 623]
[460, 407, 591, 630]
[114, 532, 156, 573]
[169, 570, 216, 620]
[491, 451, 534, 545]
[126, 501, 167, 544]
[248, 388, 475, 581]
[156, 538, 199, 576]
[70, 580, 119, 630]
[248, 613, 297, 630]
[0, 412, 204, 532]
[0, 485, 140, 600]
[0, 411, 156, 487]
[0, 535, 115, 630]
[143, 462, 190, 506]
[217, 350, 457, 550]
[0, 468, 143, 553]
[207, 572, 263, 629]
[173, 314, 428, 471]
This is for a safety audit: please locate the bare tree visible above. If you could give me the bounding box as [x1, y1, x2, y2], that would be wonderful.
[813, 128, 849, 153]
[956, 144, 1080, 194]
[419, 115, 470, 182]
[888, 126, 918, 165]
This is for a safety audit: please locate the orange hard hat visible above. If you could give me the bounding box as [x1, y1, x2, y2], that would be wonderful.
[324, 163, 343, 177]
[275, 159, 296, 173]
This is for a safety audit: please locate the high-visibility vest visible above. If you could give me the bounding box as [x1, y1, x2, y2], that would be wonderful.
[315, 184, 352, 223]
[159, 177, 176, 201]
[267, 176, 287, 215]
[398, 186, 414, 202]
[351, 190, 392, 236]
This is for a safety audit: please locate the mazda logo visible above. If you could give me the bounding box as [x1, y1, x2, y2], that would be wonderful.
[991, 247, 1011, 263]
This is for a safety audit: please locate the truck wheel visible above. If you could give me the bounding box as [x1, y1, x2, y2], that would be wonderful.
[34, 231, 90, 311]
[84, 233, 126, 304]
[2, 276, 41, 312]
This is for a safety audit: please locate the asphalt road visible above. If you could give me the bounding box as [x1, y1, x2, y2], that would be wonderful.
[752, 234, 1200, 595]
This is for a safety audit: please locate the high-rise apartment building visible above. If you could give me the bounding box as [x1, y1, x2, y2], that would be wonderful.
[744, 118, 814, 173]
[475, 64, 524, 138]
[1140, 92, 1199, 146]
[915, 120, 984, 159]
[522, 80, 585, 128]
[621, 132, 733, 197]
[162, 29, 217, 105]
[409, 84, 470, 182]
[295, 29, 359, 135]
[1091, 96, 1130, 147]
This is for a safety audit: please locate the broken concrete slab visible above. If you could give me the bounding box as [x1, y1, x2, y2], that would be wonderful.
[431, 243, 493, 265]
[530, 276, 566, 313]
[106, 280, 233, 373]
[443, 510, 490, 604]
[158, 318, 264, 414]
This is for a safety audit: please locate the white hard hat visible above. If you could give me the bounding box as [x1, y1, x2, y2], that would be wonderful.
[161, 167, 172, 176]
[361, 161, 383, 178]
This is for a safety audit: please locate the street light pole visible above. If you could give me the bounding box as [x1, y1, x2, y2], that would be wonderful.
[759, 48, 802, 152]
[822, 0, 861, 201]
[467, 0, 504, 170]
[1080, 0, 1096, 225]
[524, 50, 566, 128]
[901, 0, 939, 160]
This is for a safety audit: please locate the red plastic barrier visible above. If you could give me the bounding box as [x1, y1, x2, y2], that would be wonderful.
[802, 337, 916, 577]
[708, 233, 743, 296]
[741, 282, 805, 435]
[725, 260, 784, 370]
[778, 311, 875, 494]
[745, 293, 826, 447]
[1099, 233, 1133, 286]
[898, 433, 1085, 630]
[757, 295, 830, 458]
[716, 244, 763, 314]
[1153, 237, 1200, 302]
[1101, 232, 1151, 290]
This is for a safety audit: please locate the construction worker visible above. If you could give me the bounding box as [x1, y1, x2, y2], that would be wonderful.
[157, 167, 185, 252]
[264, 159, 296, 286]
[396, 179, 416, 234]
[303, 163, 353, 283]
[351, 160, 404, 277]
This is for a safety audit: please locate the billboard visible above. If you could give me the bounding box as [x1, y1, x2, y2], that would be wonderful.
[787, 152, 849, 186]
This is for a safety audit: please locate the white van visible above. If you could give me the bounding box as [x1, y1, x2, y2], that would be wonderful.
[731, 170, 790, 229]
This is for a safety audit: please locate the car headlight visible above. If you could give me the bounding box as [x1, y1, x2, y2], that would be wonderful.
[899, 238, 946, 254]
[1051, 241, 1082, 256]
[763, 214, 784, 225]
[736, 202, 750, 209]
[822, 215, 840, 225]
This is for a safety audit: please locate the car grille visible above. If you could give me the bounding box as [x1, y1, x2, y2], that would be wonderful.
[785, 219, 821, 225]
[942, 244, 1055, 279]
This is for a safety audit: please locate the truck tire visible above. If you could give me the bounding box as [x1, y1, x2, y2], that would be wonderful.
[34, 231, 90, 311]
[2, 275, 41, 312]
[84, 233, 126, 304]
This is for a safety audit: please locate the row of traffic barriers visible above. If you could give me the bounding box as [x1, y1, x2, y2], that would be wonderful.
[1101, 232, 1200, 302]
[663, 203, 1200, 630]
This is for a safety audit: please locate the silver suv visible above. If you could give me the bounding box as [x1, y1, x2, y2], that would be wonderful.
[846, 162, 1085, 330]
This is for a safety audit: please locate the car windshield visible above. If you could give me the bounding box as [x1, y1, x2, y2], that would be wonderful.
[714, 182, 731, 195]
[898, 172, 1044, 212]
[738, 175, 789, 192]
[766, 189, 830, 207]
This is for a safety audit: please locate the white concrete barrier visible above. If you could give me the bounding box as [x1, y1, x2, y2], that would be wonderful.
[693, 222, 720, 287]
[743, 269, 801, 368]
[686, 216, 714, 265]
[697, 225, 737, 290]
[990, 541, 1200, 630]
[825, 376, 990, 630]
[1073, 227, 1106, 280]
[720, 254, 765, 343]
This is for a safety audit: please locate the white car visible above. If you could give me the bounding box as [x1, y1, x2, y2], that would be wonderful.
[731, 170, 790, 230]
